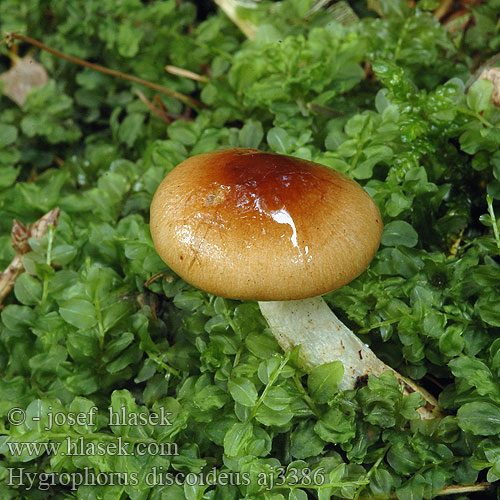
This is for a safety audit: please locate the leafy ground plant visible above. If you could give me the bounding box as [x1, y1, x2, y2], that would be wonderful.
[0, 0, 500, 499]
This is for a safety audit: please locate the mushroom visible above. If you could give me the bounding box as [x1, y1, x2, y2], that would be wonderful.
[150, 148, 439, 418]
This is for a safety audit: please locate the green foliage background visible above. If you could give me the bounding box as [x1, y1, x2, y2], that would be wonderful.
[0, 0, 500, 498]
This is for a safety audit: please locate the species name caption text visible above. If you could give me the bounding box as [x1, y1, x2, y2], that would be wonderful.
[7, 466, 329, 491]
[6, 405, 329, 491]
[6, 405, 177, 457]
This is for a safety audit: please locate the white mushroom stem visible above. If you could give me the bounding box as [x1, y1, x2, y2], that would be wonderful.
[258, 297, 440, 419]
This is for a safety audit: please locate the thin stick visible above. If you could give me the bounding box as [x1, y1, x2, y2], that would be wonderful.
[448, 228, 464, 257]
[134, 89, 170, 123]
[212, 0, 257, 39]
[359, 481, 492, 499]
[144, 272, 174, 288]
[154, 95, 170, 121]
[165, 65, 209, 83]
[0, 208, 60, 305]
[437, 483, 492, 495]
[438, 483, 491, 495]
[154, 95, 194, 122]
[487, 195, 500, 254]
[433, 0, 453, 20]
[5, 32, 205, 110]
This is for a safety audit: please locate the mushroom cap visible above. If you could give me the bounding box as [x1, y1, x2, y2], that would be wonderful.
[150, 148, 383, 301]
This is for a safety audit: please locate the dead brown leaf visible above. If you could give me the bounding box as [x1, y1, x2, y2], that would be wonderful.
[0, 55, 49, 106]
[478, 67, 500, 107]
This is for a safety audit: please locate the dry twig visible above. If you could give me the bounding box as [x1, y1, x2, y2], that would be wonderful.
[154, 95, 170, 121]
[144, 272, 174, 288]
[433, 0, 453, 20]
[0, 208, 60, 305]
[3, 32, 206, 111]
[134, 89, 171, 123]
[165, 65, 209, 83]
[437, 482, 492, 495]
[448, 228, 465, 257]
[359, 481, 492, 499]
[212, 0, 257, 39]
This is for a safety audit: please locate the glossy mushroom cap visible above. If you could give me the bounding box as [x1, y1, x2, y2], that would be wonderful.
[150, 148, 383, 301]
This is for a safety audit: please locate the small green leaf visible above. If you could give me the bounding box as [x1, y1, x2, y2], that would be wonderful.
[263, 386, 293, 410]
[457, 402, 500, 435]
[308, 361, 343, 403]
[381, 221, 418, 247]
[290, 421, 326, 459]
[0, 166, 20, 187]
[370, 468, 393, 496]
[396, 473, 426, 500]
[387, 440, 421, 474]
[239, 120, 264, 149]
[59, 298, 98, 329]
[228, 377, 258, 407]
[224, 422, 253, 457]
[14, 273, 42, 305]
[106, 345, 142, 373]
[117, 23, 143, 57]
[467, 79, 493, 113]
[0, 123, 18, 148]
[267, 127, 293, 154]
[255, 404, 294, 426]
[193, 385, 228, 411]
[51, 244, 78, 266]
[476, 296, 500, 327]
[438, 325, 465, 357]
[314, 406, 355, 444]
[1, 304, 36, 330]
[173, 291, 204, 311]
[118, 113, 145, 147]
[168, 123, 197, 145]
[289, 489, 308, 500]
